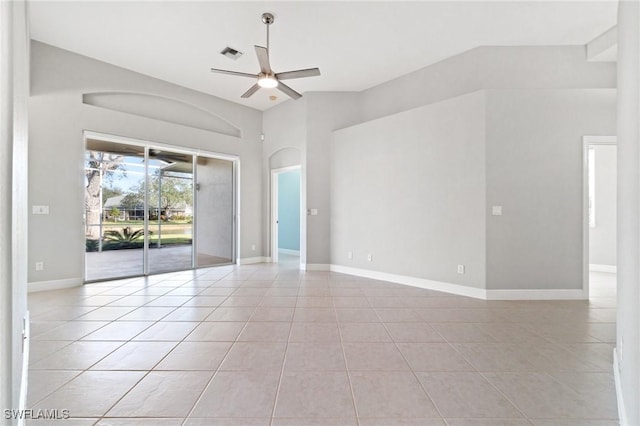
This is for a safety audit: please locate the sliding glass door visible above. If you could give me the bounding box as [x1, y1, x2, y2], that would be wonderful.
[147, 149, 194, 274]
[196, 157, 234, 267]
[84, 135, 235, 282]
[85, 141, 145, 281]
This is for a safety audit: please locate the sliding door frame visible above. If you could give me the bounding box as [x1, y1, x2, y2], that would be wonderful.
[83, 130, 239, 282]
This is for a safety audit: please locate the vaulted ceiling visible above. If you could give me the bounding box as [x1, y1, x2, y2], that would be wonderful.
[29, 1, 617, 110]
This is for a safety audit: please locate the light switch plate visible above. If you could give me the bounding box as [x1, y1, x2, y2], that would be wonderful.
[32, 205, 49, 215]
[491, 205, 502, 216]
[309, 209, 318, 216]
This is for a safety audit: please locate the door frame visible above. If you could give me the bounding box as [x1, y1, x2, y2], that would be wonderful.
[270, 165, 302, 264]
[582, 135, 617, 299]
[83, 130, 239, 281]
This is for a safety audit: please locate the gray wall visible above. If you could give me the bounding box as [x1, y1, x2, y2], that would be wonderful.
[262, 100, 306, 261]
[330, 88, 615, 293]
[485, 89, 616, 290]
[360, 46, 615, 122]
[589, 144, 617, 267]
[29, 41, 263, 285]
[304, 93, 360, 266]
[263, 45, 616, 292]
[331, 91, 486, 287]
[262, 92, 360, 266]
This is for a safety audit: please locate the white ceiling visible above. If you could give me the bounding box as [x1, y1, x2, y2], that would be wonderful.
[29, 1, 618, 111]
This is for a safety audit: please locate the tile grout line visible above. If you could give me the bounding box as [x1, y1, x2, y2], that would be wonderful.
[55, 271, 240, 423]
[371, 300, 447, 424]
[178, 273, 259, 423]
[78, 275, 210, 423]
[268, 276, 301, 426]
[335, 290, 363, 426]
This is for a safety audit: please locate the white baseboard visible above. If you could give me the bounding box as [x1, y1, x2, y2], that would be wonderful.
[278, 248, 300, 256]
[485, 288, 586, 300]
[589, 263, 617, 273]
[28, 277, 82, 293]
[328, 264, 587, 301]
[329, 264, 486, 299]
[613, 348, 628, 426]
[238, 257, 268, 265]
[303, 264, 330, 271]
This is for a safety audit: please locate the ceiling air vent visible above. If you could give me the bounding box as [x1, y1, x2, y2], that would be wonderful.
[220, 47, 243, 60]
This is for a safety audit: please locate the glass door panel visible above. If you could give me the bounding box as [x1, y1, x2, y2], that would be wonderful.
[147, 149, 194, 274]
[85, 140, 145, 281]
[196, 157, 234, 267]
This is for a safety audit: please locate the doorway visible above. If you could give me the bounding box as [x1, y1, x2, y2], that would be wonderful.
[84, 133, 237, 282]
[583, 136, 617, 299]
[271, 166, 301, 266]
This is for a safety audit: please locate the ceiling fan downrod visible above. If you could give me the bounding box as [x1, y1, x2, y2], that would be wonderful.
[262, 13, 274, 52]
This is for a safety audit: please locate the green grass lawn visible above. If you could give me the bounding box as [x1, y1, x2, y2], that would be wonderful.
[148, 234, 192, 246]
[86, 233, 192, 252]
[102, 219, 191, 226]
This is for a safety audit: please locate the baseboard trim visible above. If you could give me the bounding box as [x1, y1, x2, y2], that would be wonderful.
[278, 249, 300, 256]
[485, 288, 586, 300]
[613, 348, 628, 426]
[28, 277, 82, 293]
[238, 257, 268, 265]
[589, 263, 617, 273]
[329, 264, 486, 299]
[328, 264, 587, 301]
[303, 264, 330, 271]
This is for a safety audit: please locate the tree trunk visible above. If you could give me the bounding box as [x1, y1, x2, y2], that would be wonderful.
[85, 168, 101, 239]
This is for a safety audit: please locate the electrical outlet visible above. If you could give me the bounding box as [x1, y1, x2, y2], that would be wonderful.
[35, 262, 44, 271]
[251, 245, 256, 251]
[367, 254, 372, 262]
[348, 251, 353, 260]
[457, 264, 465, 274]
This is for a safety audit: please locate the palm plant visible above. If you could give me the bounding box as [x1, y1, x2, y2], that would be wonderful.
[103, 226, 145, 248]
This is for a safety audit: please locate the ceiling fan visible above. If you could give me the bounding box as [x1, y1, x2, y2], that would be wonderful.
[210, 12, 320, 100]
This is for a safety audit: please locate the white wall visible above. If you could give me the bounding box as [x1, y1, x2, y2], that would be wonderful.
[1, 0, 29, 417]
[589, 144, 617, 267]
[331, 91, 486, 288]
[616, 2, 640, 424]
[485, 89, 616, 291]
[29, 42, 263, 286]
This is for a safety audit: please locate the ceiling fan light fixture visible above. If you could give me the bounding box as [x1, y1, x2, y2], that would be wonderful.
[210, 12, 319, 100]
[258, 75, 278, 88]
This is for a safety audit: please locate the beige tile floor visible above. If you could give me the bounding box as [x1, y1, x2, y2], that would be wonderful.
[27, 257, 618, 426]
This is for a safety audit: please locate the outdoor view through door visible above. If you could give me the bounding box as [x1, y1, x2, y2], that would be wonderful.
[84, 137, 235, 281]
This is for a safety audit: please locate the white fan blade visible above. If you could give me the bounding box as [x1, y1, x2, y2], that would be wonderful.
[276, 68, 321, 80]
[276, 81, 302, 100]
[211, 68, 257, 79]
[241, 84, 261, 98]
[255, 45, 272, 74]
